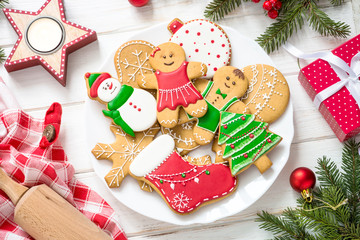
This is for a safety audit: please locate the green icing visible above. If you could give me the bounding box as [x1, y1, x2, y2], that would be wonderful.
[219, 112, 282, 175]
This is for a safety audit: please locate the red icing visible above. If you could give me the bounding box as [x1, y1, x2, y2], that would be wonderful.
[223, 124, 228, 129]
[197, 32, 201, 36]
[129, 102, 132, 105]
[244, 153, 248, 158]
[217, 55, 220, 58]
[230, 144, 235, 149]
[267, 138, 272, 143]
[185, 30, 189, 34]
[155, 62, 203, 111]
[150, 47, 161, 57]
[195, 49, 199, 52]
[211, 28, 214, 32]
[208, 53, 210, 55]
[211, 40, 215, 44]
[214, 67, 217, 71]
[249, 134, 254, 139]
[138, 108, 141, 112]
[90, 72, 111, 98]
[180, 43, 183, 46]
[145, 151, 237, 213]
[241, 116, 245, 120]
[169, 19, 184, 34]
[222, 44, 225, 47]
[134, 105, 137, 108]
[85, 72, 91, 78]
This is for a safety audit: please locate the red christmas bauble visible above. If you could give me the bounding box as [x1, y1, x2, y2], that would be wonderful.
[252, 0, 261, 3]
[263, 1, 273, 11]
[289, 167, 316, 193]
[128, 0, 149, 7]
[268, 9, 279, 19]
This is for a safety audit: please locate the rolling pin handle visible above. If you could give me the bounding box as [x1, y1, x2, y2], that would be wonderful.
[0, 168, 28, 205]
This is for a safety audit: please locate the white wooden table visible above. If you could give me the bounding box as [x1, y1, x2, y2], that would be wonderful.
[0, 0, 359, 238]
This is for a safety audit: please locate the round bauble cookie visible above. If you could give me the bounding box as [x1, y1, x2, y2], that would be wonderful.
[114, 40, 155, 88]
[241, 64, 290, 123]
[168, 18, 231, 78]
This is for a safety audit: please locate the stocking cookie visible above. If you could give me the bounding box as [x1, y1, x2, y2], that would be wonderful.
[114, 40, 155, 88]
[129, 135, 237, 214]
[139, 42, 208, 128]
[85, 72, 157, 136]
[190, 66, 250, 145]
[241, 64, 290, 123]
[168, 18, 231, 78]
[92, 123, 160, 190]
[218, 112, 282, 175]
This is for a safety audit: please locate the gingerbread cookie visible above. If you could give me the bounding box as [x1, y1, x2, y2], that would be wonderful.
[85, 72, 157, 137]
[139, 42, 208, 128]
[241, 64, 290, 123]
[182, 155, 212, 165]
[218, 112, 282, 175]
[161, 121, 200, 155]
[129, 134, 237, 214]
[92, 123, 160, 191]
[168, 18, 231, 78]
[190, 66, 250, 145]
[114, 40, 155, 88]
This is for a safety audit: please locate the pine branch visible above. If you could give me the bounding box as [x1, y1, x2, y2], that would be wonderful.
[0, 48, 5, 64]
[308, 1, 350, 38]
[315, 156, 342, 190]
[341, 139, 360, 223]
[329, 0, 344, 6]
[256, 2, 306, 53]
[204, 0, 250, 21]
[0, 0, 8, 8]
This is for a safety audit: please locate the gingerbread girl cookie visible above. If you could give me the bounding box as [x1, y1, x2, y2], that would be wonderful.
[138, 42, 208, 128]
[129, 134, 237, 214]
[190, 66, 250, 145]
[85, 72, 157, 137]
[241, 64, 290, 123]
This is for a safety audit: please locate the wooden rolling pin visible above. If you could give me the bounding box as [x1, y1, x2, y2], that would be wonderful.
[0, 168, 112, 240]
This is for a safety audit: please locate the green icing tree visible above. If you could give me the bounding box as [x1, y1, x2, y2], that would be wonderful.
[218, 112, 282, 175]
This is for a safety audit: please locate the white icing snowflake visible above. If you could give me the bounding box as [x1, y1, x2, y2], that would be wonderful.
[123, 142, 144, 160]
[268, 70, 277, 77]
[255, 103, 263, 110]
[262, 93, 270, 100]
[266, 82, 274, 88]
[181, 122, 193, 130]
[173, 192, 191, 210]
[120, 50, 153, 82]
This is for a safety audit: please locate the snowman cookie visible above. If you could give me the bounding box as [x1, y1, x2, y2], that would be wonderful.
[85, 72, 157, 137]
[189, 66, 250, 145]
[168, 18, 231, 78]
[241, 64, 290, 123]
[139, 42, 208, 128]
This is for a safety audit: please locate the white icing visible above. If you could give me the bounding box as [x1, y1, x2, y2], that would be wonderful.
[27, 17, 63, 53]
[97, 78, 121, 102]
[169, 19, 231, 78]
[119, 88, 157, 132]
[130, 134, 175, 177]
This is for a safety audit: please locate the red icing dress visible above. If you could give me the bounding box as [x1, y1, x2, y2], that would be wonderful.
[155, 61, 203, 112]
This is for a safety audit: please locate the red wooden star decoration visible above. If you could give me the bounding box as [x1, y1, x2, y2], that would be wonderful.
[3, 0, 97, 86]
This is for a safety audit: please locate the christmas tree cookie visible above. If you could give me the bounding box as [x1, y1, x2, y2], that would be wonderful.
[139, 42, 208, 128]
[85, 72, 157, 137]
[218, 112, 282, 175]
[241, 64, 289, 123]
[129, 134, 237, 214]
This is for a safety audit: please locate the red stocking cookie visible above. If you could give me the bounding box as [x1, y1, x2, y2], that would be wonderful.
[129, 135, 237, 214]
[138, 42, 208, 128]
[168, 18, 231, 78]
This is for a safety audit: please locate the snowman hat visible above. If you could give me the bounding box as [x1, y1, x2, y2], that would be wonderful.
[85, 72, 112, 98]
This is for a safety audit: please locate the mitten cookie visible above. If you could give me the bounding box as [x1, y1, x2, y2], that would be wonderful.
[241, 64, 290, 123]
[114, 40, 155, 88]
[190, 66, 249, 145]
[129, 134, 237, 214]
[85, 72, 157, 137]
[139, 42, 208, 128]
[92, 123, 160, 191]
[218, 112, 282, 175]
[168, 18, 231, 78]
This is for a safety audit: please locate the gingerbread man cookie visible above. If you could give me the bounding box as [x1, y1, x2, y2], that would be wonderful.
[218, 112, 282, 175]
[138, 42, 208, 128]
[85, 72, 157, 137]
[168, 18, 231, 78]
[190, 66, 250, 145]
[129, 134, 237, 214]
[241, 64, 290, 123]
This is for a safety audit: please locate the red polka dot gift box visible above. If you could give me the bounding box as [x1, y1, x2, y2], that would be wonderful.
[298, 35, 360, 142]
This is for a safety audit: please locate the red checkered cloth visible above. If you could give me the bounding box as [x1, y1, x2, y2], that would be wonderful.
[0, 102, 127, 240]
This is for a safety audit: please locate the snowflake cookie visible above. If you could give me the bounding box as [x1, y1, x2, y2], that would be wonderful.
[168, 18, 232, 78]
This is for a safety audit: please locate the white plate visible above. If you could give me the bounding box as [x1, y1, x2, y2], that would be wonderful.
[85, 23, 294, 225]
